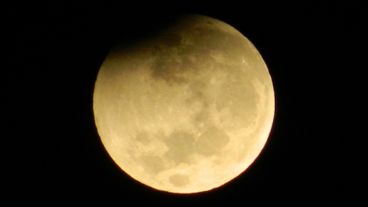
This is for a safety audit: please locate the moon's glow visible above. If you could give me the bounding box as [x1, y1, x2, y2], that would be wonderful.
[93, 15, 274, 193]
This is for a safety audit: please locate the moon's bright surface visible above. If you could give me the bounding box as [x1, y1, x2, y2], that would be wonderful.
[93, 15, 274, 193]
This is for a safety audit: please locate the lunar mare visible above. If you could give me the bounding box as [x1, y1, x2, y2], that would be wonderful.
[93, 15, 274, 193]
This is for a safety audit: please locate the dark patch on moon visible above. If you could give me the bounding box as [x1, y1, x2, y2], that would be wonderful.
[151, 56, 189, 85]
[159, 32, 182, 47]
[169, 174, 190, 187]
[138, 155, 166, 175]
[193, 109, 210, 126]
[195, 126, 230, 156]
[162, 126, 230, 166]
[163, 130, 196, 164]
[149, 18, 247, 87]
[135, 130, 150, 144]
[185, 81, 210, 112]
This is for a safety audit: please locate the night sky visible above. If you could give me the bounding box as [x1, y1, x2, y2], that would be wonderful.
[5, 1, 362, 205]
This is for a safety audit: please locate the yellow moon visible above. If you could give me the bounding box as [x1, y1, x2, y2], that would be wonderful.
[93, 15, 274, 193]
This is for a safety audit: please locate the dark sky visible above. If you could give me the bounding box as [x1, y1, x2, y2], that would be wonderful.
[5, 1, 362, 205]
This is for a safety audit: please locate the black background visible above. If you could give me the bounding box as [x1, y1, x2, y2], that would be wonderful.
[5, 1, 363, 205]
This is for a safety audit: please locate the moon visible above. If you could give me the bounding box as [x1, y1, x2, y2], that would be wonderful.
[93, 15, 274, 193]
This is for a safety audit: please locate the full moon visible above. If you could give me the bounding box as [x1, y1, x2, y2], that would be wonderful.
[93, 15, 274, 193]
